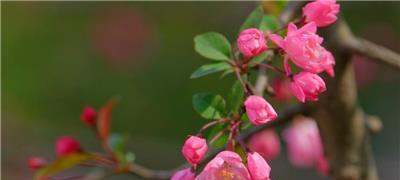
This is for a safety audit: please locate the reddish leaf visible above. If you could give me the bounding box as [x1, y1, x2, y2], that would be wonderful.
[97, 98, 118, 144]
[35, 153, 91, 180]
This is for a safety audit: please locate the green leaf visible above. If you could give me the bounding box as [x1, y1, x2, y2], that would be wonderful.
[35, 153, 91, 179]
[220, 69, 234, 79]
[194, 32, 232, 61]
[190, 62, 231, 79]
[227, 81, 244, 114]
[207, 123, 228, 149]
[108, 134, 126, 153]
[193, 93, 226, 119]
[262, 1, 288, 17]
[259, 15, 279, 32]
[240, 6, 264, 31]
[249, 51, 273, 67]
[241, 114, 252, 130]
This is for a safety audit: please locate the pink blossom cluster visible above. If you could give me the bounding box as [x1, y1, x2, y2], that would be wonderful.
[173, 151, 271, 180]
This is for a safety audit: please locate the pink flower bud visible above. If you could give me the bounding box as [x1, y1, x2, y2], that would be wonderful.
[291, 72, 326, 103]
[303, 0, 340, 27]
[80, 106, 97, 126]
[237, 28, 268, 57]
[244, 96, 277, 125]
[247, 129, 280, 160]
[28, 156, 47, 170]
[283, 117, 323, 167]
[272, 76, 292, 102]
[56, 136, 82, 157]
[171, 168, 195, 180]
[195, 151, 251, 180]
[316, 156, 330, 176]
[182, 136, 208, 166]
[267, 23, 335, 76]
[247, 152, 271, 180]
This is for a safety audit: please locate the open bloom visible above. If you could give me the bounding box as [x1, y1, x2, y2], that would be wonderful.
[56, 136, 82, 157]
[237, 28, 268, 57]
[182, 136, 208, 166]
[247, 129, 281, 160]
[268, 22, 335, 77]
[283, 117, 323, 167]
[247, 152, 271, 180]
[195, 151, 251, 180]
[81, 106, 97, 126]
[244, 96, 277, 125]
[291, 72, 326, 103]
[303, 0, 340, 27]
[171, 168, 195, 180]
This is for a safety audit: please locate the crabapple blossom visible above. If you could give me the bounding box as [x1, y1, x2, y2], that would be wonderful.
[182, 136, 208, 166]
[195, 151, 251, 180]
[247, 152, 271, 180]
[171, 168, 195, 180]
[80, 106, 97, 126]
[28, 156, 47, 170]
[303, 0, 340, 27]
[55, 136, 82, 157]
[244, 96, 277, 125]
[237, 28, 268, 57]
[291, 72, 326, 103]
[268, 22, 335, 77]
[247, 129, 280, 160]
[272, 76, 292, 102]
[283, 117, 323, 167]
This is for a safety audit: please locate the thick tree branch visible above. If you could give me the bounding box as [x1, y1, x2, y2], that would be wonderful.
[343, 36, 400, 71]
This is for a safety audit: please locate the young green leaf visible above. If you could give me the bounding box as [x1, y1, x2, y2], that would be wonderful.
[35, 153, 91, 179]
[190, 62, 231, 79]
[259, 15, 279, 32]
[227, 81, 244, 114]
[207, 123, 228, 149]
[194, 32, 232, 61]
[240, 6, 264, 31]
[193, 93, 226, 119]
[220, 68, 234, 79]
[240, 114, 253, 130]
[249, 51, 273, 67]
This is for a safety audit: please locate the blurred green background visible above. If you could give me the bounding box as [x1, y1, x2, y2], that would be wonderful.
[2, 1, 400, 180]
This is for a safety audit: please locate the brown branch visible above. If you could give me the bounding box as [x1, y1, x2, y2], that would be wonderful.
[343, 36, 400, 71]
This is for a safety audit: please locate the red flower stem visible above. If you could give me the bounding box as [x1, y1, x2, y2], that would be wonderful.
[234, 68, 250, 95]
[197, 118, 229, 136]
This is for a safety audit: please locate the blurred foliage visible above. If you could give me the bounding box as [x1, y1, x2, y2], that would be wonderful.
[2, 1, 400, 180]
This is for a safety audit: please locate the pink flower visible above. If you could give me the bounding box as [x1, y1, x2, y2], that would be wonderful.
[237, 28, 268, 57]
[291, 72, 326, 103]
[171, 168, 195, 180]
[56, 136, 82, 157]
[80, 106, 97, 126]
[182, 136, 208, 166]
[247, 129, 280, 160]
[272, 76, 292, 102]
[247, 152, 271, 180]
[28, 156, 47, 170]
[244, 96, 277, 125]
[268, 22, 335, 76]
[303, 0, 340, 27]
[195, 151, 251, 180]
[316, 156, 330, 176]
[283, 117, 323, 167]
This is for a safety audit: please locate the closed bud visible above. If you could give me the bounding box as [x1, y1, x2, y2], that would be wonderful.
[244, 96, 277, 125]
[237, 28, 268, 57]
[303, 0, 340, 27]
[291, 72, 326, 103]
[181, 136, 208, 166]
[28, 156, 47, 170]
[247, 152, 271, 180]
[56, 136, 82, 157]
[247, 129, 280, 160]
[80, 106, 97, 126]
